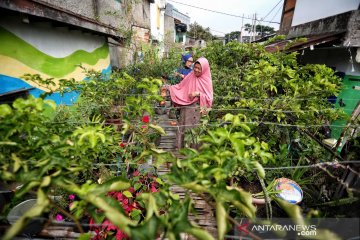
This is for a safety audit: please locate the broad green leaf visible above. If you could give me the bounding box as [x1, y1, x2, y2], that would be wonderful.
[232, 115, 241, 127]
[123, 190, 133, 198]
[230, 138, 245, 157]
[216, 201, 227, 240]
[149, 124, 166, 135]
[223, 113, 234, 122]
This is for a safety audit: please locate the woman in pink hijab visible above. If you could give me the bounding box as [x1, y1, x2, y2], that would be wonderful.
[167, 57, 213, 148]
[169, 57, 213, 111]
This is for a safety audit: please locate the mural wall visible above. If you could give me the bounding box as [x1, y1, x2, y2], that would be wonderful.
[0, 16, 111, 105]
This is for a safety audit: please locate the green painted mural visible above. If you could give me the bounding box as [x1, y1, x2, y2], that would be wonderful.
[0, 26, 109, 78]
[0, 24, 111, 105]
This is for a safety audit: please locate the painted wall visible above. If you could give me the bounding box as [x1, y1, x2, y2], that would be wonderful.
[0, 15, 111, 105]
[292, 0, 360, 26]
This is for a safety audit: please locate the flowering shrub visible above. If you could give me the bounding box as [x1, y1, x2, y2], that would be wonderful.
[90, 169, 160, 240]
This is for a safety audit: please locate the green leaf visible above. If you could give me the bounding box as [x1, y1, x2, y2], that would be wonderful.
[186, 227, 215, 240]
[16, 181, 41, 197]
[223, 113, 234, 122]
[182, 182, 207, 192]
[230, 138, 245, 157]
[0, 141, 17, 146]
[130, 209, 142, 221]
[0, 104, 12, 117]
[78, 233, 91, 240]
[238, 123, 251, 132]
[11, 154, 22, 172]
[134, 183, 142, 191]
[260, 141, 269, 150]
[232, 115, 241, 127]
[130, 215, 159, 240]
[97, 176, 131, 193]
[216, 201, 227, 240]
[253, 161, 265, 179]
[123, 190, 133, 198]
[149, 124, 166, 135]
[40, 176, 51, 187]
[155, 178, 164, 185]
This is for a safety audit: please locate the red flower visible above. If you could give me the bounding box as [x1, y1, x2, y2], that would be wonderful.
[142, 115, 150, 123]
[150, 185, 158, 193]
[119, 142, 125, 148]
[128, 187, 135, 193]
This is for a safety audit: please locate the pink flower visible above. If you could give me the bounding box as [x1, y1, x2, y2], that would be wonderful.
[133, 171, 139, 177]
[150, 186, 158, 193]
[55, 214, 63, 221]
[128, 187, 135, 193]
[142, 115, 150, 123]
[68, 194, 75, 200]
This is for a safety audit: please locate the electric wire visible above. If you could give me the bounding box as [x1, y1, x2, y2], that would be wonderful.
[259, 0, 283, 22]
[167, 0, 281, 24]
[269, 2, 283, 24]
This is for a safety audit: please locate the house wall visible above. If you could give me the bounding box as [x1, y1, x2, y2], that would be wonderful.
[292, 0, 360, 26]
[298, 48, 360, 76]
[0, 0, 154, 101]
[164, 14, 175, 53]
[41, 0, 129, 30]
[0, 14, 111, 105]
[150, 0, 165, 42]
[110, 0, 153, 68]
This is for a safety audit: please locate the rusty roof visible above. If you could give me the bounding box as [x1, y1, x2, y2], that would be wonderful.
[265, 32, 346, 53]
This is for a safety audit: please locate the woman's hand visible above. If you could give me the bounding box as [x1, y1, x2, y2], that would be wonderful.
[189, 91, 200, 100]
[175, 72, 185, 79]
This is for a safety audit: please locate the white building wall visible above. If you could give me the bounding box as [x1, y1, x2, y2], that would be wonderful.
[292, 0, 360, 26]
[150, 0, 165, 42]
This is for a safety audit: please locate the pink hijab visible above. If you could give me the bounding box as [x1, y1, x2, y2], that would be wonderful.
[169, 57, 213, 108]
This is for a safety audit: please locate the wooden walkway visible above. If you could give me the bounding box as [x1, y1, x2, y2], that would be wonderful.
[155, 105, 218, 239]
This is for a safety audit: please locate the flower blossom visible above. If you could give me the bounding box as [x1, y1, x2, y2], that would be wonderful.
[142, 115, 150, 123]
[55, 214, 63, 221]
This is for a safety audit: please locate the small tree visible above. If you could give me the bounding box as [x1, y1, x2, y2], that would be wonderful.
[187, 22, 214, 41]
